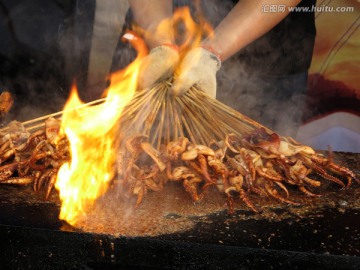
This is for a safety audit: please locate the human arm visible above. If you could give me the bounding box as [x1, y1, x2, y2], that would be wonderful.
[173, 0, 302, 97]
[129, 0, 179, 89]
[128, 0, 174, 48]
[201, 0, 302, 61]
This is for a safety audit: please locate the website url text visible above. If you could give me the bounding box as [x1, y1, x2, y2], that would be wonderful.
[262, 5, 355, 13]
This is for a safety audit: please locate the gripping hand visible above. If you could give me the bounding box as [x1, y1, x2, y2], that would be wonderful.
[138, 44, 179, 89]
[172, 47, 221, 98]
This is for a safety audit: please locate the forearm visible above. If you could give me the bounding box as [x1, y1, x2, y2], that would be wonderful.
[202, 0, 301, 61]
[128, 0, 174, 49]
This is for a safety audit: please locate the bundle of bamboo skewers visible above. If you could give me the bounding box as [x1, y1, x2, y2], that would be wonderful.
[118, 78, 269, 148]
[0, 78, 358, 213]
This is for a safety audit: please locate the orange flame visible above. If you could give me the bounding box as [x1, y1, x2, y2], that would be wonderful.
[55, 33, 146, 225]
[173, 7, 213, 53]
[55, 7, 213, 225]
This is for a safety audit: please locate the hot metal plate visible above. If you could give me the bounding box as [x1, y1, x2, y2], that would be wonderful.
[0, 151, 359, 269]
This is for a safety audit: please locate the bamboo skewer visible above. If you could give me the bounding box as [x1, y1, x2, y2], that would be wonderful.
[23, 98, 107, 126]
[0, 97, 109, 133]
[2, 77, 273, 150]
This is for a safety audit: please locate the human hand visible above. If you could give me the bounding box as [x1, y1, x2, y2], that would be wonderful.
[171, 47, 221, 98]
[138, 44, 179, 89]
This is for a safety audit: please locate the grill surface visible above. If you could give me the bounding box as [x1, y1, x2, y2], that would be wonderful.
[0, 151, 359, 269]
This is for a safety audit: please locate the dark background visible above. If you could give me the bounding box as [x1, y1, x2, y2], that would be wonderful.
[0, 0, 96, 122]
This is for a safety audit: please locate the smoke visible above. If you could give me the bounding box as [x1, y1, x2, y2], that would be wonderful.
[99, 0, 310, 137]
[0, 1, 316, 228]
[0, 0, 102, 122]
[194, 0, 315, 137]
[217, 60, 308, 137]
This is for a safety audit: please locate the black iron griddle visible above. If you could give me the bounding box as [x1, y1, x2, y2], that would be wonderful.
[0, 151, 359, 270]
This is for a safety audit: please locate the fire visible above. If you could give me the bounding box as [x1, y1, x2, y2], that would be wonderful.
[55, 7, 212, 225]
[55, 33, 147, 225]
[173, 7, 213, 52]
